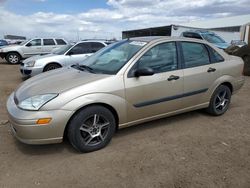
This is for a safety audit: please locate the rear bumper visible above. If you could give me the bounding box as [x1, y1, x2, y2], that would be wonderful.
[7, 93, 74, 145]
[232, 76, 245, 94]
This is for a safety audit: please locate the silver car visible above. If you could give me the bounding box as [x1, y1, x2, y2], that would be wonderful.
[20, 40, 108, 77]
[7, 37, 245, 153]
[0, 38, 68, 64]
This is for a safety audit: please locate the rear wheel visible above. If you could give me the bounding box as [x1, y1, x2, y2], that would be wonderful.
[43, 63, 61, 72]
[67, 105, 116, 153]
[206, 85, 231, 116]
[6, 52, 21, 64]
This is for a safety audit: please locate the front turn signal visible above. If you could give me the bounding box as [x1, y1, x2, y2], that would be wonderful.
[36, 118, 52, 125]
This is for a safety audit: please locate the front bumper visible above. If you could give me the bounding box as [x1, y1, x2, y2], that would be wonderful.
[20, 64, 44, 77]
[7, 93, 74, 145]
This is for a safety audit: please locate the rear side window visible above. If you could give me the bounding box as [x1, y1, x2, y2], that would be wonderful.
[206, 45, 224, 63]
[91, 42, 105, 53]
[43, 39, 55, 46]
[138, 42, 178, 73]
[181, 42, 210, 68]
[56, 39, 67, 45]
[182, 32, 203, 40]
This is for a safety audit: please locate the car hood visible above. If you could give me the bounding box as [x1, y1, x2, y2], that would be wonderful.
[15, 67, 110, 102]
[214, 43, 231, 50]
[0, 45, 20, 51]
[23, 53, 57, 63]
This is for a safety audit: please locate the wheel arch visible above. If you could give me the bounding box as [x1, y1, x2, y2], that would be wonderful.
[43, 62, 62, 72]
[6, 51, 22, 59]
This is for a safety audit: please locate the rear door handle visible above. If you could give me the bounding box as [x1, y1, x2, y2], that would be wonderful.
[207, 67, 216, 73]
[168, 75, 180, 81]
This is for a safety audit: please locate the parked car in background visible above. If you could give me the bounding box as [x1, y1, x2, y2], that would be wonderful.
[0, 38, 68, 64]
[7, 37, 244, 153]
[20, 40, 109, 77]
[0, 39, 8, 48]
[181, 30, 231, 50]
[230, 40, 247, 48]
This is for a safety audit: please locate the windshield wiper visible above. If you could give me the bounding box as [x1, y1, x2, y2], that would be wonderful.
[71, 64, 94, 73]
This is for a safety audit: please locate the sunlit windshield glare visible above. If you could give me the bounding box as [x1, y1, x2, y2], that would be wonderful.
[79, 40, 147, 74]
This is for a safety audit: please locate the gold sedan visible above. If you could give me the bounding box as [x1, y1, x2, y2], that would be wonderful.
[7, 37, 245, 152]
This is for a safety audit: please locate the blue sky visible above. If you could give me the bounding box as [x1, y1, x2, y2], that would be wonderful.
[0, 0, 249, 40]
[4, 0, 109, 15]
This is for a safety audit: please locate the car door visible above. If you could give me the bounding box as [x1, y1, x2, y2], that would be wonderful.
[42, 39, 57, 54]
[180, 41, 220, 108]
[124, 41, 184, 122]
[22, 39, 42, 57]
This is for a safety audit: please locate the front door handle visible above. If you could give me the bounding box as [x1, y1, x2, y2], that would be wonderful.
[207, 67, 216, 73]
[168, 75, 180, 81]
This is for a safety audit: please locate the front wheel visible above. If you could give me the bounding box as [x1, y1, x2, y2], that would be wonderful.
[206, 85, 232, 116]
[67, 106, 116, 153]
[43, 63, 61, 72]
[6, 52, 21, 64]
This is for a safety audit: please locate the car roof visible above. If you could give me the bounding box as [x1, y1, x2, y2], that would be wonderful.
[128, 36, 209, 44]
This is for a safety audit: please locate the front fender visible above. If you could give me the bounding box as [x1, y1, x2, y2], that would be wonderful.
[61, 93, 127, 125]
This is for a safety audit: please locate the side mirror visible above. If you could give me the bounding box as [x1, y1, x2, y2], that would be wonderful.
[133, 67, 154, 77]
[26, 43, 32, 47]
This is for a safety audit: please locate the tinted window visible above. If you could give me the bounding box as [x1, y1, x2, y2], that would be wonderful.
[43, 39, 55, 46]
[206, 45, 224, 63]
[91, 42, 105, 53]
[27, 39, 41, 46]
[56, 39, 67, 45]
[138, 42, 178, 73]
[68, 42, 91, 55]
[181, 42, 210, 68]
[182, 32, 203, 40]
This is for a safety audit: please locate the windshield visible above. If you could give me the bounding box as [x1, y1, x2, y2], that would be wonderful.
[78, 40, 147, 75]
[202, 33, 226, 44]
[53, 44, 73, 55]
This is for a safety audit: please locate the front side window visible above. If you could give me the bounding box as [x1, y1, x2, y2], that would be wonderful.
[27, 39, 41, 46]
[78, 40, 147, 74]
[181, 42, 210, 68]
[137, 42, 178, 73]
[69, 43, 91, 55]
[43, 39, 56, 46]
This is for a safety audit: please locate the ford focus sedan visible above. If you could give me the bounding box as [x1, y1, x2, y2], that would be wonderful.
[7, 37, 245, 153]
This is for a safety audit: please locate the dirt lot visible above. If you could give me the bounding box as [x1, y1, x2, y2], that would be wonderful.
[0, 58, 250, 188]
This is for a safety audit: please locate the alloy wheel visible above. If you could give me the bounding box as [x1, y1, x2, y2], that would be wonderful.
[79, 114, 110, 146]
[215, 89, 229, 112]
[9, 55, 19, 64]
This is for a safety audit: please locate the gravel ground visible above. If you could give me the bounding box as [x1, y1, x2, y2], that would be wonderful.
[0, 58, 250, 188]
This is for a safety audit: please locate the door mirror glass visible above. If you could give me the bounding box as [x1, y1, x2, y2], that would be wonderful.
[67, 51, 74, 56]
[134, 67, 154, 77]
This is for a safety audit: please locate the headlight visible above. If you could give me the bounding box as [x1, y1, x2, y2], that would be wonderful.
[25, 60, 36, 67]
[18, 94, 58, 110]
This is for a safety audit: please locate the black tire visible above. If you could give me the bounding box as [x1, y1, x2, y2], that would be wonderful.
[67, 105, 116, 153]
[6, 52, 21, 64]
[43, 63, 61, 72]
[206, 85, 232, 116]
[243, 56, 250, 76]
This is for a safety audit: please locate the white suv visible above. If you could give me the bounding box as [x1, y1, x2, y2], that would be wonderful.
[20, 40, 110, 77]
[0, 38, 68, 64]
